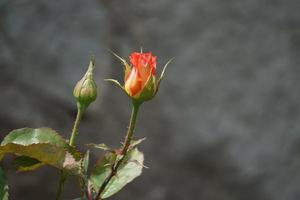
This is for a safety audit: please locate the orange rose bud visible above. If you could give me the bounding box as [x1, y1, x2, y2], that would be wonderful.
[107, 50, 171, 103]
[124, 52, 158, 102]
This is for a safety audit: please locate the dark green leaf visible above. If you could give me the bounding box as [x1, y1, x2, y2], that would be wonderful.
[14, 156, 44, 172]
[0, 128, 82, 175]
[1, 128, 66, 146]
[0, 167, 8, 200]
[90, 148, 144, 199]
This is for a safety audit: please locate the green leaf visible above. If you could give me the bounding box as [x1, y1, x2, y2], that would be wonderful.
[129, 138, 146, 149]
[1, 128, 66, 146]
[14, 156, 44, 172]
[90, 148, 144, 199]
[78, 151, 90, 199]
[0, 128, 82, 175]
[82, 151, 90, 176]
[86, 143, 111, 151]
[0, 167, 8, 200]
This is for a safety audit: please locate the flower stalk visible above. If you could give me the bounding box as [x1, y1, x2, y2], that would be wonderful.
[95, 101, 141, 200]
[56, 104, 85, 200]
[122, 100, 141, 154]
[69, 104, 85, 147]
[56, 57, 97, 200]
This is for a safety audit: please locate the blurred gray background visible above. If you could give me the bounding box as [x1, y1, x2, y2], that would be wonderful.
[0, 0, 300, 199]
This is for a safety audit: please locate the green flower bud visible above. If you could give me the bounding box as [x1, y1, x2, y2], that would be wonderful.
[73, 58, 97, 109]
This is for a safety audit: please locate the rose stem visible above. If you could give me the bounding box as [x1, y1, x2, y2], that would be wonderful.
[95, 101, 141, 200]
[55, 104, 85, 200]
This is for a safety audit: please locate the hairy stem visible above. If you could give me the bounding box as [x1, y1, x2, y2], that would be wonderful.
[95, 101, 141, 200]
[55, 104, 85, 200]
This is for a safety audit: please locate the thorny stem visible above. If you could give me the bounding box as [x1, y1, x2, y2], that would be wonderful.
[122, 101, 141, 154]
[95, 101, 141, 200]
[78, 176, 93, 200]
[55, 104, 85, 200]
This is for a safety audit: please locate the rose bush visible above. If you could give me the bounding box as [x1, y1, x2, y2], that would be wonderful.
[0, 50, 171, 200]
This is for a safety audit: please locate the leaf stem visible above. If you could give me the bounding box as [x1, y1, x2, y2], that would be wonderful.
[95, 101, 141, 200]
[55, 104, 85, 200]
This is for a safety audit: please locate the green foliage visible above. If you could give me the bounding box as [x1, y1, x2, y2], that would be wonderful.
[0, 128, 82, 175]
[0, 50, 166, 199]
[90, 148, 144, 199]
[0, 167, 8, 200]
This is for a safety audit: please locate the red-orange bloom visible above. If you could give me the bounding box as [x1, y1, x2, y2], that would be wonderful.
[125, 52, 157, 97]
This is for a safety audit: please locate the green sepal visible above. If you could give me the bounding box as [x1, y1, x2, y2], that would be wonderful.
[158, 58, 173, 84]
[104, 79, 124, 90]
[104, 79, 131, 98]
[90, 148, 144, 199]
[108, 50, 131, 75]
[0, 128, 82, 175]
[134, 75, 157, 102]
[0, 167, 8, 200]
[150, 58, 173, 98]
